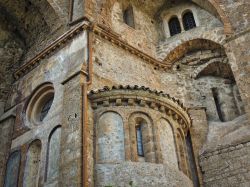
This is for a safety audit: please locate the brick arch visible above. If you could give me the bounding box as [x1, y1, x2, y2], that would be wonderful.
[192, 0, 233, 34]
[162, 31, 226, 65]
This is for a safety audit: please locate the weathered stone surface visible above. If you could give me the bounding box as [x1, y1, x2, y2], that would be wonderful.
[97, 112, 125, 163]
[0, 1, 250, 187]
[200, 141, 250, 187]
[96, 162, 193, 187]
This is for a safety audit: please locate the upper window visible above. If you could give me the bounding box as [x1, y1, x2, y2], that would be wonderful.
[168, 17, 181, 36]
[123, 5, 135, 28]
[136, 125, 144, 157]
[183, 12, 196, 31]
[26, 83, 55, 125]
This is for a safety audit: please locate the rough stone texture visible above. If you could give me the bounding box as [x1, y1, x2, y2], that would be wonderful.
[200, 142, 250, 187]
[2, 31, 88, 187]
[157, 118, 178, 169]
[95, 162, 193, 187]
[225, 32, 250, 122]
[0, 1, 250, 187]
[219, 0, 250, 33]
[45, 127, 61, 186]
[23, 140, 42, 187]
[97, 112, 125, 163]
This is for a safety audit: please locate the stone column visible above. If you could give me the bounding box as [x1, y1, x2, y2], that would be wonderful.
[188, 107, 208, 186]
[59, 73, 86, 187]
[0, 115, 15, 186]
[225, 32, 250, 121]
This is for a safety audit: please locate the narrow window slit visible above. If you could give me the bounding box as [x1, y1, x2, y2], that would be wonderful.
[136, 125, 144, 157]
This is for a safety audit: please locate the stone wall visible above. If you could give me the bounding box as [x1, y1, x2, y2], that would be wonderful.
[219, 0, 250, 33]
[200, 142, 250, 187]
[91, 36, 186, 101]
[1, 31, 88, 187]
[111, 0, 159, 57]
[96, 162, 193, 187]
[0, 1, 250, 187]
[225, 32, 250, 122]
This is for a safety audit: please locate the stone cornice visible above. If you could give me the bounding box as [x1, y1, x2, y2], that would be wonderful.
[14, 22, 90, 80]
[14, 21, 172, 80]
[88, 85, 192, 134]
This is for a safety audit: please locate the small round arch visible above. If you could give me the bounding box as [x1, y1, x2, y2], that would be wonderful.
[182, 11, 196, 31]
[168, 16, 182, 36]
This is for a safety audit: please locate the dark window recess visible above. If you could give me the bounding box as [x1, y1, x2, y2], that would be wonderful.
[186, 131, 200, 187]
[212, 88, 224, 122]
[168, 17, 181, 36]
[123, 6, 135, 28]
[40, 97, 54, 121]
[183, 12, 196, 31]
[136, 125, 144, 156]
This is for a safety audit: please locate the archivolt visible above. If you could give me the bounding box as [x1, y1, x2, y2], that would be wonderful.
[162, 38, 225, 66]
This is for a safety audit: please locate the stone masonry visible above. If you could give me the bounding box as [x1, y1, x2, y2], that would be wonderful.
[0, 0, 250, 187]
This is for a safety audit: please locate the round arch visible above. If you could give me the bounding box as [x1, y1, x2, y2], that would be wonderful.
[163, 38, 226, 65]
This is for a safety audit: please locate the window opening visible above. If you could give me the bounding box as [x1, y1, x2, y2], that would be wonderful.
[183, 12, 196, 31]
[212, 88, 224, 122]
[40, 96, 54, 121]
[169, 17, 181, 36]
[4, 151, 21, 187]
[136, 125, 144, 156]
[123, 5, 135, 28]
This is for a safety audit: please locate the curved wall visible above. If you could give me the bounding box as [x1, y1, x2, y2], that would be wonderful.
[157, 118, 178, 168]
[97, 112, 125, 163]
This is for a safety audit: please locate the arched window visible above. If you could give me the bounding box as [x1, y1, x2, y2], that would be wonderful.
[4, 151, 21, 187]
[97, 112, 125, 163]
[183, 11, 196, 31]
[168, 17, 181, 36]
[136, 125, 144, 157]
[129, 114, 155, 163]
[23, 140, 42, 187]
[211, 88, 224, 122]
[46, 126, 61, 183]
[123, 5, 135, 28]
[26, 83, 54, 125]
[157, 119, 178, 168]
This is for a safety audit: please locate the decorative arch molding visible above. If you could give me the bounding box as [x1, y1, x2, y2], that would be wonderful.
[161, 36, 226, 65]
[88, 85, 191, 134]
